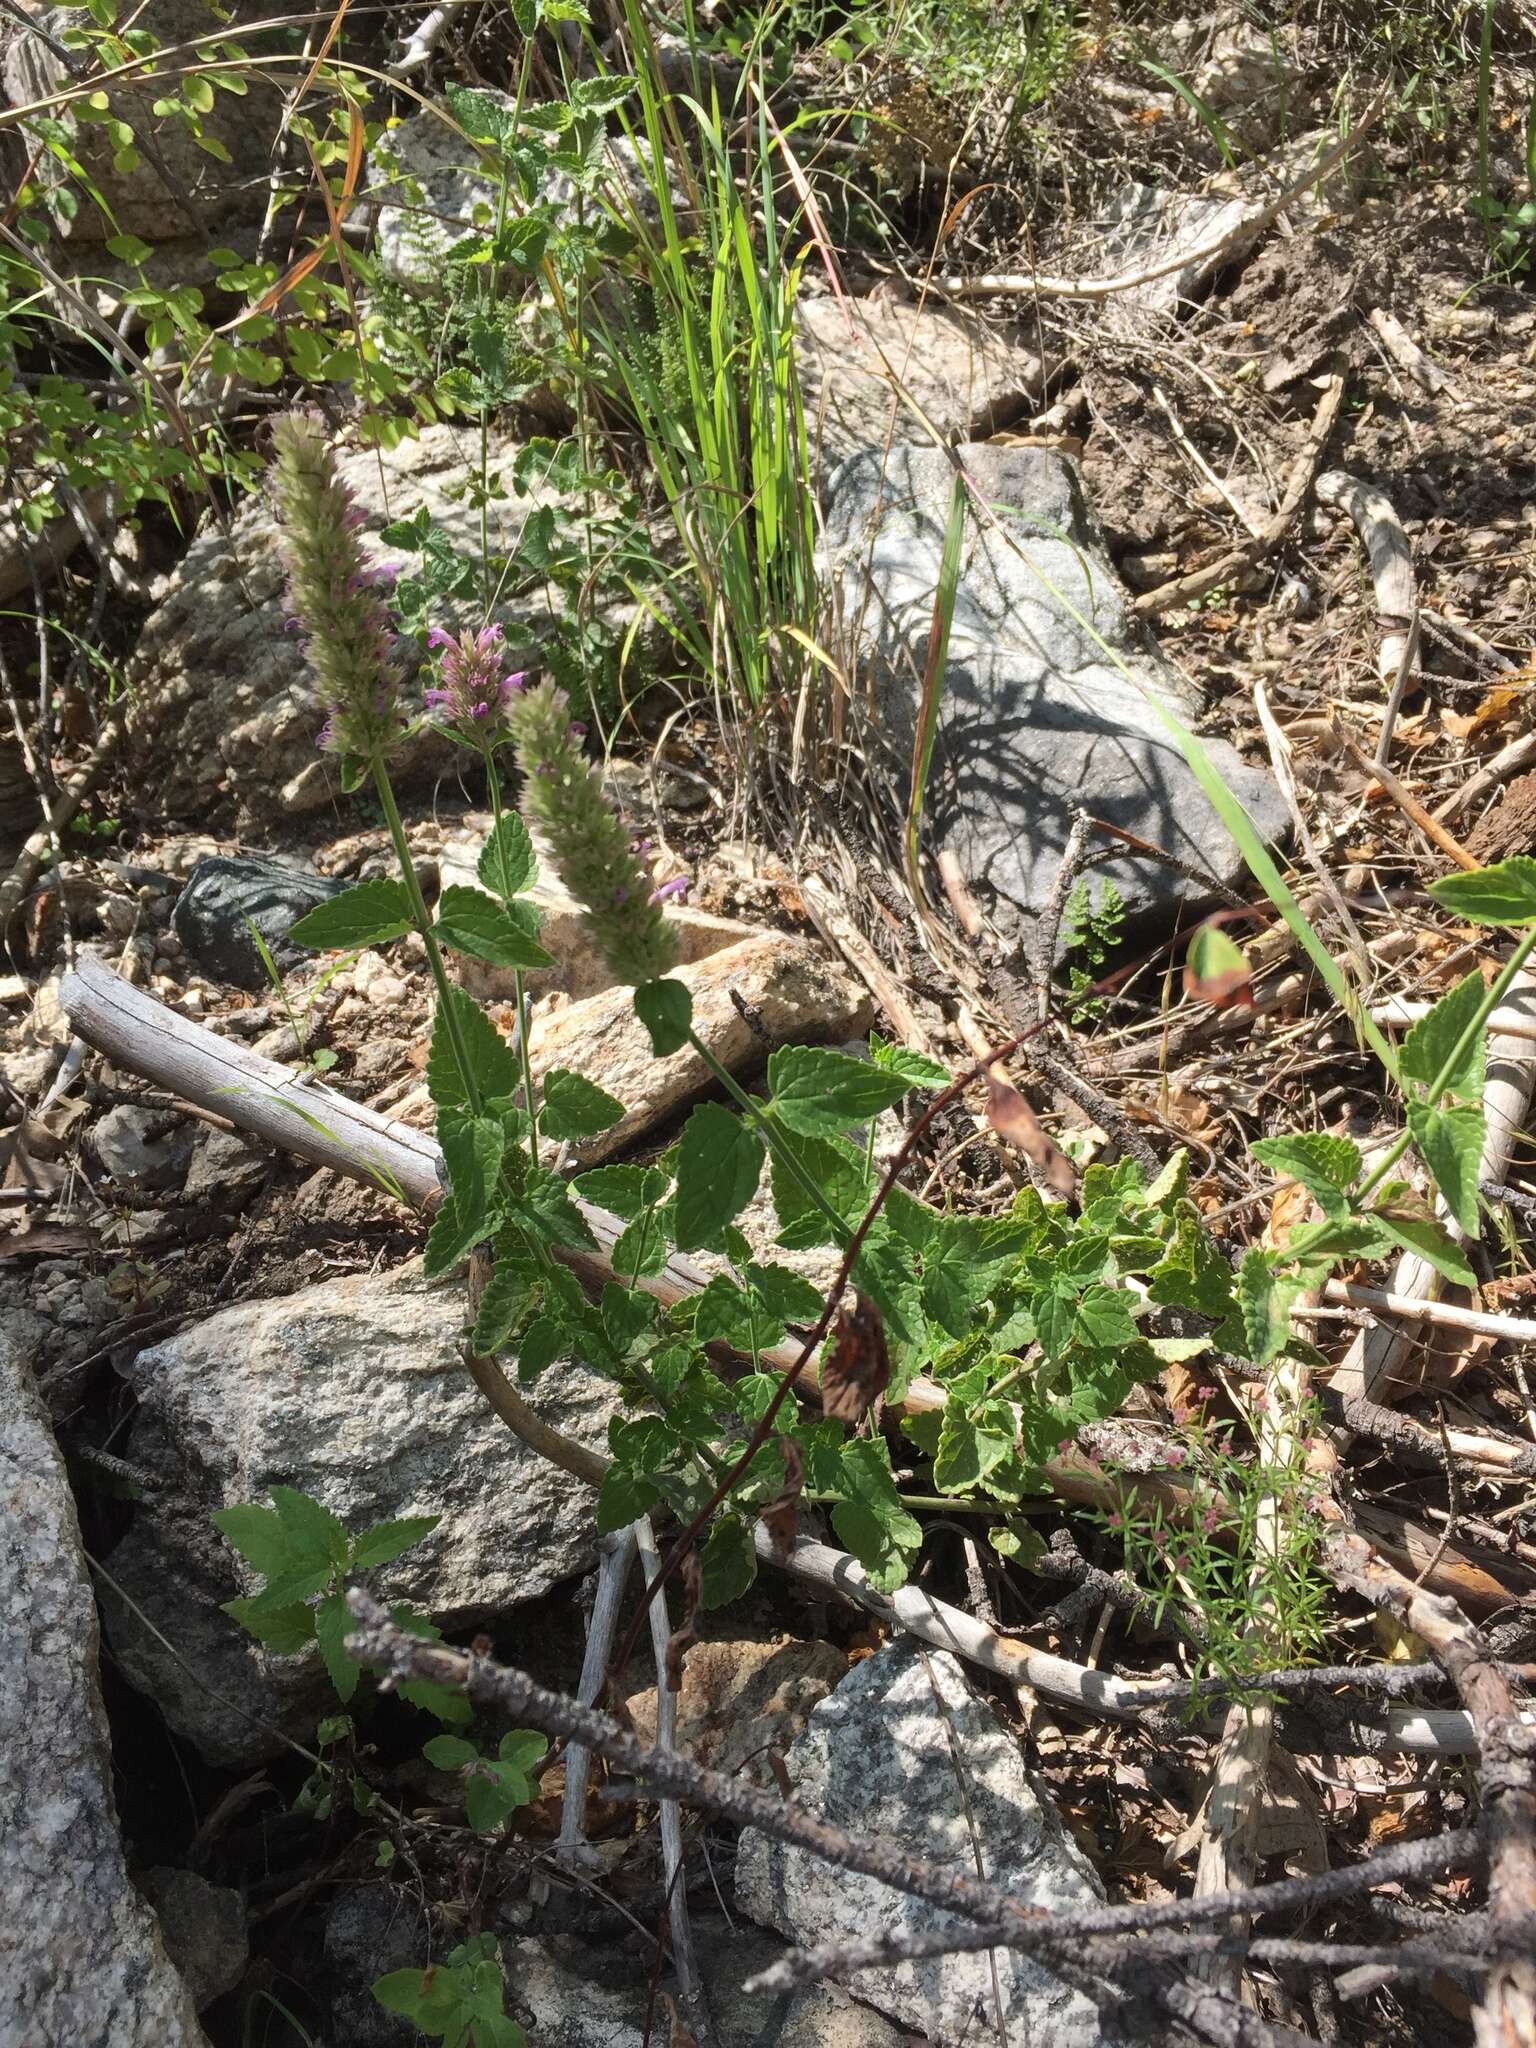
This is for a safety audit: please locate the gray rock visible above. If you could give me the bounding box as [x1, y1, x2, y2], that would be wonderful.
[182, 1127, 270, 1204]
[172, 854, 352, 991]
[0, 1315, 207, 2048]
[506, 1918, 909, 2048]
[101, 1263, 616, 1765]
[797, 295, 1043, 472]
[135, 1868, 248, 2011]
[125, 421, 544, 830]
[324, 1885, 432, 2048]
[736, 1640, 1114, 2047]
[91, 1103, 194, 1189]
[820, 442, 1289, 937]
[2, 0, 280, 243]
[1094, 180, 1260, 316]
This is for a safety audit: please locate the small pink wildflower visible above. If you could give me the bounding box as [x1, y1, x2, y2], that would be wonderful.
[423, 623, 527, 747]
[1149, 1525, 1168, 1548]
[650, 875, 690, 906]
[1196, 1385, 1219, 1402]
[1201, 1504, 1222, 1535]
[1106, 1509, 1123, 1530]
[1163, 1446, 1187, 1470]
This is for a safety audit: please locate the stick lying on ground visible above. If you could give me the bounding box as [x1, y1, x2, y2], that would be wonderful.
[346, 1588, 1495, 2002]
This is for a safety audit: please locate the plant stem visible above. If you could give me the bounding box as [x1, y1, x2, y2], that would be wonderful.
[371, 754, 482, 1118]
[481, 753, 539, 1160]
[1357, 926, 1536, 1206]
[685, 1025, 854, 1247]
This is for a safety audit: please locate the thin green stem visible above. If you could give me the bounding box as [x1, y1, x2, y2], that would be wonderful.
[371, 755, 481, 1118]
[685, 1026, 854, 1247]
[1357, 926, 1536, 1206]
[481, 752, 539, 1160]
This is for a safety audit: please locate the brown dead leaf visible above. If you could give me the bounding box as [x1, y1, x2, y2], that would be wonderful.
[758, 1435, 805, 1559]
[820, 1297, 891, 1424]
[985, 1072, 1076, 1199]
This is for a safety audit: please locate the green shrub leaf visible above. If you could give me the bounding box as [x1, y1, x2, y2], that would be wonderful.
[289, 877, 414, 951]
[314, 1589, 359, 1701]
[540, 1068, 625, 1140]
[435, 884, 554, 969]
[478, 813, 537, 901]
[350, 1515, 440, 1569]
[1399, 971, 1487, 1102]
[1249, 1133, 1362, 1212]
[1405, 1101, 1485, 1235]
[1428, 858, 1536, 925]
[426, 985, 519, 1110]
[766, 1045, 913, 1138]
[675, 1102, 764, 1251]
[635, 977, 693, 1055]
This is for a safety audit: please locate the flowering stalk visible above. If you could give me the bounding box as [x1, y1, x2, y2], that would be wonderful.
[507, 681, 679, 989]
[268, 412, 480, 1116]
[424, 624, 527, 748]
[269, 412, 407, 771]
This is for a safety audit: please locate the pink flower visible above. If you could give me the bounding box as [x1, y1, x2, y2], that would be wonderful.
[1164, 1446, 1187, 1469]
[649, 875, 690, 906]
[423, 625, 528, 747]
[1106, 1509, 1122, 1530]
[1201, 1504, 1221, 1535]
[1149, 1525, 1168, 1548]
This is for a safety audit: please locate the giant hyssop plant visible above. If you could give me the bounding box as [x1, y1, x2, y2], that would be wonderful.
[262, 411, 1526, 1607]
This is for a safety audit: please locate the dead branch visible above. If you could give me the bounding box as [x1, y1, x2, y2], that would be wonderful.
[1135, 366, 1346, 618]
[1315, 470, 1419, 764]
[1326, 1532, 1536, 2047]
[937, 94, 1388, 303]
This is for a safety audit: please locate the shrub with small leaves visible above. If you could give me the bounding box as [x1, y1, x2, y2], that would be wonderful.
[373, 1932, 525, 2048]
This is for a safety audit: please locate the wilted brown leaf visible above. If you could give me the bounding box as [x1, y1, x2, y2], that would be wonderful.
[984, 1072, 1076, 1199]
[820, 1296, 892, 1424]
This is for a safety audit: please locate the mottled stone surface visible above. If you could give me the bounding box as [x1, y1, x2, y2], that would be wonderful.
[0, 1316, 206, 2047]
[821, 441, 1289, 938]
[737, 1641, 1115, 2047]
[102, 1264, 615, 1765]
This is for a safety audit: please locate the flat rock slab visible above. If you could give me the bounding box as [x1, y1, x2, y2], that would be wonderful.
[736, 1640, 1115, 2047]
[820, 442, 1289, 935]
[527, 930, 871, 1163]
[797, 295, 1044, 471]
[0, 1316, 206, 2047]
[102, 1264, 614, 1766]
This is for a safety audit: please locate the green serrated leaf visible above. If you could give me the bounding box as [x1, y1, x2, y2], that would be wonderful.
[269, 1484, 350, 1569]
[350, 1515, 440, 1569]
[1427, 857, 1536, 926]
[427, 985, 520, 1111]
[674, 1102, 764, 1252]
[596, 1464, 659, 1532]
[478, 813, 537, 901]
[1369, 1201, 1477, 1285]
[700, 1515, 757, 1608]
[465, 1764, 523, 1833]
[634, 978, 692, 1055]
[1234, 1248, 1301, 1368]
[1399, 971, 1488, 1103]
[934, 1401, 1016, 1493]
[571, 1163, 671, 1219]
[289, 877, 414, 951]
[435, 884, 554, 969]
[831, 1437, 922, 1592]
[221, 1595, 316, 1653]
[210, 1502, 292, 1576]
[423, 1734, 477, 1770]
[540, 1067, 625, 1141]
[314, 1589, 359, 1701]
[869, 1033, 952, 1088]
[472, 1253, 535, 1352]
[1250, 1132, 1362, 1212]
[1406, 1101, 1485, 1235]
[767, 1044, 912, 1139]
[1074, 1282, 1139, 1349]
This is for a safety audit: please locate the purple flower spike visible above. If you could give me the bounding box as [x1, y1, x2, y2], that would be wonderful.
[650, 875, 690, 905]
[269, 412, 406, 763]
[422, 621, 528, 748]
